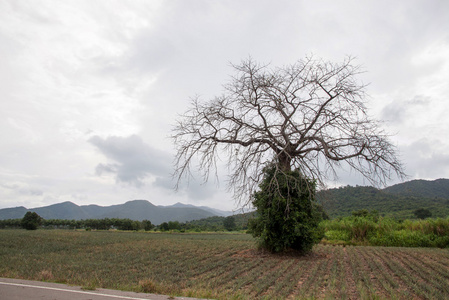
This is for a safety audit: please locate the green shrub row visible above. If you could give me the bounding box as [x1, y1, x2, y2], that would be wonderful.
[0, 217, 154, 231]
[321, 214, 449, 248]
[0, 215, 244, 232]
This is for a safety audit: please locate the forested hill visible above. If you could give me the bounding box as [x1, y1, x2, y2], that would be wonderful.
[383, 179, 449, 198]
[318, 179, 449, 219]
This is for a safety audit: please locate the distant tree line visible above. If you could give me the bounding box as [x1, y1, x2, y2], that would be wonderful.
[0, 215, 154, 231]
[0, 213, 247, 232]
[156, 215, 245, 232]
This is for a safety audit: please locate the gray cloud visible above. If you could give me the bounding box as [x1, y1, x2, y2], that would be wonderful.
[381, 96, 430, 124]
[184, 180, 219, 201]
[89, 134, 221, 200]
[0, 183, 44, 196]
[175, 179, 220, 201]
[126, 31, 178, 74]
[402, 139, 449, 179]
[153, 166, 221, 201]
[89, 135, 172, 187]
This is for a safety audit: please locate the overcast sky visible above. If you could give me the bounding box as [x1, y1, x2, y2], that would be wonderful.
[1, 0, 449, 211]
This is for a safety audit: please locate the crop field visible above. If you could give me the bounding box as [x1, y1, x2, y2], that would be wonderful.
[1, 230, 449, 299]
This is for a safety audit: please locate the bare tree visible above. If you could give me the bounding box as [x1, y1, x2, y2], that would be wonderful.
[173, 56, 405, 206]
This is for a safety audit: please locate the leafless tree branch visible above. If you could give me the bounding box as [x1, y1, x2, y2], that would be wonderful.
[172, 56, 406, 207]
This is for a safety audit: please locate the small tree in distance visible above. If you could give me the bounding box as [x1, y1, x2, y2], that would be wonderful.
[414, 208, 432, 219]
[223, 216, 236, 231]
[21, 212, 43, 230]
[159, 222, 169, 231]
[142, 220, 154, 231]
[173, 56, 405, 252]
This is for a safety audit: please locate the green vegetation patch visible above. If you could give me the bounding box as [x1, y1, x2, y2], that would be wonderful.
[318, 184, 449, 219]
[322, 214, 449, 248]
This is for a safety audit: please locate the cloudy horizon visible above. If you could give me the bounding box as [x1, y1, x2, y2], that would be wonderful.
[1, 1, 449, 211]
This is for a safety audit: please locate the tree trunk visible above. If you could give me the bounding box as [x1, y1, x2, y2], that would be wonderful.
[278, 152, 292, 171]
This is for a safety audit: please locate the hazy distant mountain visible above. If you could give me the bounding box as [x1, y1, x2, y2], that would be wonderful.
[0, 206, 28, 220]
[0, 200, 231, 225]
[163, 202, 234, 217]
[33, 201, 92, 220]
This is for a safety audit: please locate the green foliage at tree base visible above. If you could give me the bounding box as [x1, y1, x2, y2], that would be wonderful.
[248, 167, 324, 253]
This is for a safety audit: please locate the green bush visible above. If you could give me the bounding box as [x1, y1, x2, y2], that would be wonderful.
[400, 218, 449, 235]
[324, 230, 350, 241]
[428, 218, 449, 236]
[223, 216, 236, 231]
[142, 220, 154, 231]
[414, 208, 432, 219]
[21, 212, 43, 230]
[369, 230, 449, 248]
[323, 214, 449, 248]
[348, 217, 377, 241]
[248, 166, 324, 253]
[322, 216, 377, 242]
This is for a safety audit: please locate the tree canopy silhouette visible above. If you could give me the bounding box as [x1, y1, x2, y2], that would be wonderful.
[173, 56, 405, 206]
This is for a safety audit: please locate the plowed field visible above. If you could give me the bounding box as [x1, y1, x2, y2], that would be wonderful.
[1, 230, 448, 299]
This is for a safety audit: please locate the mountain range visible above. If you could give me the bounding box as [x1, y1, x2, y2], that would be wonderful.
[0, 200, 233, 225]
[2, 178, 449, 223]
